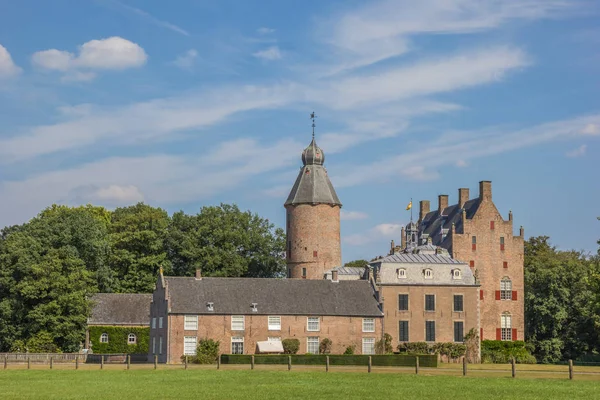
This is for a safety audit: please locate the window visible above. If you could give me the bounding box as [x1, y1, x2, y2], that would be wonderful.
[231, 316, 245, 331]
[399, 321, 409, 342]
[490, 220, 495, 230]
[313, 250, 318, 258]
[501, 313, 512, 341]
[453, 295, 464, 312]
[159, 317, 163, 329]
[207, 302, 214, 311]
[159, 336, 163, 354]
[398, 294, 409, 311]
[425, 294, 435, 311]
[302, 268, 307, 278]
[501, 278, 512, 300]
[100, 333, 109, 343]
[184, 336, 197, 355]
[128, 333, 136, 344]
[151, 318, 156, 329]
[500, 236, 505, 251]
[307, 317, 320, 332]
[307, 337, 319, 354]
[362, 338, 375, 355]
[152, 337, 156, 354]
[232, 337, 244, 354]
[362, 318, 375, 333]
[397, 268, 406, 279]
[472, 236, 477, 250]
[454, 321, 464, 342]
[184, 315, 198, 330]
[503, 261, 508, 269]
[424, 269, 433, 279]
[268, 337, 281, 342]
[452, 269, 462, 279]
[268, 316, 281, 331]
[288, 241, 292, 258]
[425, 321, 436, 342]
[469, 260, 475, 269]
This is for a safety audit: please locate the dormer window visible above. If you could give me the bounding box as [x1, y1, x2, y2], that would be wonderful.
[207, 302, 214, 312]
[397, 268, 407, 279]
[424, 269, 433, 279]
[452, 269, 462, 280]
[251, 303, 258, 312]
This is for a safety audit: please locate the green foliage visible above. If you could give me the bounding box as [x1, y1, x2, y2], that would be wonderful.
[481, 340, 536, 364]
[343, 259, 369, 269]
[375, 333, 394, 355]
[343, 345, 355, 355]
[525, 236, 599, 363]
[397, 342, 430, 354]
[319, 338, 332, 354]
[396, 342, 466, 360]
[188, 339, 220, 364]
[88, 326, 149, 354]
[24, 331, 61, 353]
[282, 339, 300, 354]
[220, 354, 437, 367]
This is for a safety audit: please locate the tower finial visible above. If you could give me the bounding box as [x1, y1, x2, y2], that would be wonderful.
[310, 111, 317, 138]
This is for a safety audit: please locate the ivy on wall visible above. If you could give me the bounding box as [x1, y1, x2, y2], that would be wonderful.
[88, 326, 149, 354]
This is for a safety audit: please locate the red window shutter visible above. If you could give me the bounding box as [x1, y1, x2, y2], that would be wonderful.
[500, 244, 505, 251]
[495, 290, 501, 300]
[472, 243, 477, 251]
[313, 250, 318, 258]
[480, 290, 483, 300]
[503, 261, 508, 269]
[470, 260, 475, 268]
[512, 328, 517, 341]
[480, 328, 483, 340]
[512, 291, 517, 301]
[496, 328, 501, 341]
[490, 221, 495, 230]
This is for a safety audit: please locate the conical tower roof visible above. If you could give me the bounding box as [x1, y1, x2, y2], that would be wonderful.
[285, 137, 342, 206]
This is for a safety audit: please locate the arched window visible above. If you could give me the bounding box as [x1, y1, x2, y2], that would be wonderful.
[501, 313, 512, 341]
[500, 278, 512, 300]
[424, 269, 433, 279]
[452, 269, 462, 280]
[100, 333, 109, 343]
[128, 333, 137, 344]
[397, 268, 407, 279]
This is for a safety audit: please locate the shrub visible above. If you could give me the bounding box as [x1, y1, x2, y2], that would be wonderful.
[26, 331, 61, 353]
[89, 326, 149, 354]
[188, 339, 220, 364]
[481, 340, 536, 364]
[282, 338, 300, 354]
[343, 345, 355, 355]
[397, 342, 430, 354]
[375, 334, 394, 354]
[319, 338, 332, 354]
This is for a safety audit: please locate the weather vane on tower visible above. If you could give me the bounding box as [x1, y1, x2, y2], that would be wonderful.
[310, 111, 317, 138]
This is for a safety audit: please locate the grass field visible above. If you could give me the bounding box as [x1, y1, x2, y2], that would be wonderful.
[1, 367, 599, 399]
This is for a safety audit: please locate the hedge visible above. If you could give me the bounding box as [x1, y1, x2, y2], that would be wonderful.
[481, 340, 536, 364]
[88, 326, 149, 354]
[220, 354, 437, 367]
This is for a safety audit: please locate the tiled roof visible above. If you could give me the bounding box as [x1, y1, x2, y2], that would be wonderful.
[419, 198, 481, 246]
[89, 293, 152, 325]
[164, 277, 382, 316]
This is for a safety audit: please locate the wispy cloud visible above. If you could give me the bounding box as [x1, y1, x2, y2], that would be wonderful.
[581, 123, 599, 136]
[257, 27, 275, 35]
[172, 49, 198, 69]
[253, 46, 282, 60]
[0, 44, 22, 78]
[341, 210, 369, 221]
[566, 144, 587, 158]
[102, 0, 190, 36]
[344, 223, 403, 246]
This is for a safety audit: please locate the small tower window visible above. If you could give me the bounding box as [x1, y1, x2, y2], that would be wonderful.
[302, 268, 307, 278]
[397, 268, 407, 279]
[472, 236, 477, 251]
[452, 269, 462, 280]
[500, 237, 505, 251]
[424, 269, 433, 279]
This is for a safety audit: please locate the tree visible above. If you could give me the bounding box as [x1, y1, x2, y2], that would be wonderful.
[167, 204, 285, 278]
[343, 259, 369, 269]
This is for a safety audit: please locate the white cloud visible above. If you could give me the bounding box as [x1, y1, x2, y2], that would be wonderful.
[253, 46, 282, 60]
[581, 123, 599, 136]
[340, 210, 368, 221]
[456, 159, 468, 167]
[344, 222, 403, 246]
[0, 44, 22, 78]
[31, 37, 147, 81]
[566, 144, 587, 158]
[172, 49, 198, 69]
[257, 27, 275, 35]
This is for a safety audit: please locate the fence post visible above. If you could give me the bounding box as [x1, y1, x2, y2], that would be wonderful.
[50, 357, 53, 370]
[326, 355, 329, 372]
[251, 355, 255, 370]
[415, 356, 419, 375]
[4, 356, 7, 369]
[368, 356, 372, 373]
[154, 355, 158, 370]
[569, 359, 573, 380]
[217, 355, 220, 370]
[462, 357, 467, 376]
[101, 355, 104, 370]
[288, 356, 291, 371]
[511, 357, 516, 378]
[127, 355, 131, 370]
[27, 357, 30, 370]
[184, 356, 188, 370]
[76, 357, 79, 370]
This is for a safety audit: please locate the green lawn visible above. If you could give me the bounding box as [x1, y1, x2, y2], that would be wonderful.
[0, 369, 598, 399]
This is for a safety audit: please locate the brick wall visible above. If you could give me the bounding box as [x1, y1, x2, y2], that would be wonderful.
[286, 204, 341, 279]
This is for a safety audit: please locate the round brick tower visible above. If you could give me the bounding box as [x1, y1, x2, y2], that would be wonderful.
[285, 135, 342, 279]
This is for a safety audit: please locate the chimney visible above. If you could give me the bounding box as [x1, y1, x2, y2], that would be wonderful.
[458, 188, 469, 209]
[419, 200, 430, 222]
[332, 270, 339, 282]
[390, 239, 395, 254]
[195, 269, 202, 280]
[479, 181, 492, 201]
[508, 210, 513, 222]
[401, 227, 406, 250]
[438, 195, 448, 214]
[520, 226, 524, 237]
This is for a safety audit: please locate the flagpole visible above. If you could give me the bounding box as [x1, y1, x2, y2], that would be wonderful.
[410, 197, 413, 222]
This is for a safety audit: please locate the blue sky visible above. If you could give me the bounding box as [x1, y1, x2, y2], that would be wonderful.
[0, 0, 599, 262]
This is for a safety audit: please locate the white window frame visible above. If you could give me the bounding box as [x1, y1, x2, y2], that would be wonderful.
[397, 268, 407, 279]
[231, 316, 245, 331]
[362, 318, 375, 333]
[501, 313, 512, 341]
[100, 333, 109, 343]
[424, 269, 433, 279]
[307, 337, 319, 354]
[362, 338, 375, 355]
[231, 336, 244, 354]
[151, 317, 156, 329]
[452, 269, 462, 280]
[501, 278, 513, 300]
[128, 333, 136, 344]
[159, 317, 163, 329]
[307, 317, 320, 332]
[453, 294, 464, 312]
[268, 316, 281, 331]
[184, 336, 197, 356]
[184, 315, 198, 330]
[425, 294, 436, 312]
[267, 337, 281, 342]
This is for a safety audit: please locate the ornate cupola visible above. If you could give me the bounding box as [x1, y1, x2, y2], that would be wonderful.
[285, 113, 342, 280]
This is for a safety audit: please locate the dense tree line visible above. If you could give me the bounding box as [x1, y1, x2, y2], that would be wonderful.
[0, 203, 285, 352]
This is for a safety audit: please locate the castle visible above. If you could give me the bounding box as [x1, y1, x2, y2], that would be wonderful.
[88, 122, 524, 363]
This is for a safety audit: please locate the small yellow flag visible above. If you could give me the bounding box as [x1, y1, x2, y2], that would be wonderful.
[406, 201, 412, 210]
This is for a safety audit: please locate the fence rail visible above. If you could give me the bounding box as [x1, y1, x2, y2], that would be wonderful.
[0, 353, 86, 363]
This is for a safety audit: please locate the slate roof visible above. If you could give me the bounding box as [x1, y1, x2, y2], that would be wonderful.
[88, 293, 152, 326]
[164, 277, 382, 316]
[376, 252, 462, 265]
[285, 138, 342, 206]
[419, 198, 481, 247]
